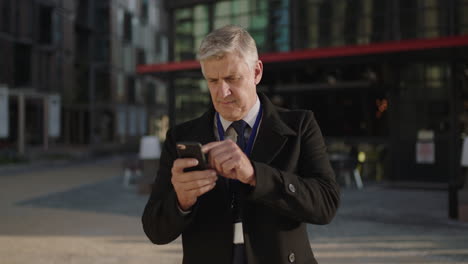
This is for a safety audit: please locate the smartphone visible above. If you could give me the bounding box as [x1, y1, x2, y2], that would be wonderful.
[176, 142, 208, 171]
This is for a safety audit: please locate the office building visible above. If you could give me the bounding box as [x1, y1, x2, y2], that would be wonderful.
[0, 0, 169, 155]
[138, 0, 468, 188]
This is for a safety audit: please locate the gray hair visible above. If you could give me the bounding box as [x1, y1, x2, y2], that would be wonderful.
[197, 25, 259, 69]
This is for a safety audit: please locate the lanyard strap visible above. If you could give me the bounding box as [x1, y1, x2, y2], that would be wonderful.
[216, 105, 263, 157]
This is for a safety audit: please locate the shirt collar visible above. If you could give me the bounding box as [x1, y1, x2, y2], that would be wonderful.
[218, 96, 260, 131]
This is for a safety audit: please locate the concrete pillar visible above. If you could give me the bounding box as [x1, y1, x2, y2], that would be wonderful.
[79, 110, 85, 144]
[17, 94, 25, 155]
[43, 96, 49, 151]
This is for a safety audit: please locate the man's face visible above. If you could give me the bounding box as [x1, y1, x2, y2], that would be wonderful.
[201, 52, 263, 121]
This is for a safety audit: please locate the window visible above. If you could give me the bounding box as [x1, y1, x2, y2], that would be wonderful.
[14, 43, 32, 87]
[300, 0, 384, 48]
[458, 0, 468, 34]
[270, 0, 290, 51]
[77, 0, 89, 26]
[94, 36, 110, 62]
[123, 12, 132, 42]
[193, 5, 210, 56]
[370, 1, 387, 42]
[146, 82, 156, 105]
[0, 40, 9, 84]
[75, 29, 90, 64]
[356, 0, 373, 44]
[213, 0, 269, 52]
[38, 4, 53, 45]
[137, 48, 146, 65]
[37, 51, 52, 92]
[399, 0, 445, 39]
[95, 71, 111, 103]
[1, 0, 11, 33]
[95, 7, 110, 33]
[174, 5, 209, 61]
[397, 63, 450, 143]
[127, 76, 136, 103]
[175, 78, 210, 124]
[16, 0, 34, 39]
[141, 0, 149, 23]
[52, 12, 62, 47]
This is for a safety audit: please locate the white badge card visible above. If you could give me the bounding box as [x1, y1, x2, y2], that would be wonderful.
[233, 222, 244, 244]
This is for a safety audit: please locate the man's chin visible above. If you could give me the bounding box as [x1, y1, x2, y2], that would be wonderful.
[218, 110, 242, 121]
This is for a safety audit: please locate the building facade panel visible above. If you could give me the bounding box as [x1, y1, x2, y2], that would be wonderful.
[0, 0, 168, 152]
[141, 0, 468, 187]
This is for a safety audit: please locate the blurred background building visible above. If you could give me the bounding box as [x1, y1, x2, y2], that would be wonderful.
[0, 0, 169, 157]
[1, 0, 468, 196]
[138, 0, 468, 193]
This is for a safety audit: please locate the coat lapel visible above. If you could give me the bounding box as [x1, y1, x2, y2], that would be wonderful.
[250, 94, 296, 164]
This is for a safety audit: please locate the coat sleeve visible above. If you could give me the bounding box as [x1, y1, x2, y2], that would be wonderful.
[247, 111, 340, 225]
[141, 128, 198, 244]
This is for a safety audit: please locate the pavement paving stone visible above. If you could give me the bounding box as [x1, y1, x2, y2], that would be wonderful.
[1, 159, 468, 263]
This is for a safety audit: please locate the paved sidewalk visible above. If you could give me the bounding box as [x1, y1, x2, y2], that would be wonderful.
[0, 159, 467, 263]
[311, 186, 468, 263]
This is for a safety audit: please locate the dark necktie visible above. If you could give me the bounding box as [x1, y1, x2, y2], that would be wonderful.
[229, 120, 249, 264]
[229, 120, 249, 223]
[230, 120, 248, 151]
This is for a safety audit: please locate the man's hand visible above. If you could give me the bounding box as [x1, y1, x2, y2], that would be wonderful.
[171, 158, 217, 211]
[202, 140, 256, 186]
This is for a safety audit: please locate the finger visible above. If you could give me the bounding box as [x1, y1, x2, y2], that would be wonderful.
[221, 157, 239, 174]
[173, 169, 217, 183]
[208, 140, 238, 157]
[202, 139, 236, 153]
[211, 151, 235, 174]
[182, 177, 218, 192]
[208, 141, 239, 169]
[172, 158, 199, 175]
[187, 181, 216, 197]
[202, 141, 225, 153]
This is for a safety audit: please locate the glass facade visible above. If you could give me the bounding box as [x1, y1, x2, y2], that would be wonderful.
[213, 0, 269, 52]
[296, 0, 453, 49]
[164, 0, 467, 183]
[172, 0, 291, 123]
[459, 0, 468, 34]
[173, 0, 290, 61]
[0, 0, 168, 150]
[174, 5, 210, 61]
[399, 0, 444, 39]
[393, 63, 451, 181]
[170, 0, 461, 51]
[169, 0, 465, 130]
[298, 0, 387, 48]
[174, 78, 210, 124]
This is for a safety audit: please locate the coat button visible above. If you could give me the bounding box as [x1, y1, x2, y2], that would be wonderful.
[288, 183, 296, 193]
[288, 252, 296, 263]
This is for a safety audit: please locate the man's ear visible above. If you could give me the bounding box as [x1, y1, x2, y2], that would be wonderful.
[254, 60, 263, 85]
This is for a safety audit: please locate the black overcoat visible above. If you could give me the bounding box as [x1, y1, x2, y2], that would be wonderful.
[142, 93, 340, 264]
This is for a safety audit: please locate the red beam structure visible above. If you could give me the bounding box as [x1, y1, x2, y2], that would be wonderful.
[137, 35, 468, 75]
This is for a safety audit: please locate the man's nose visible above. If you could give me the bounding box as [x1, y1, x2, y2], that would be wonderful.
[219, 81, 231, 97]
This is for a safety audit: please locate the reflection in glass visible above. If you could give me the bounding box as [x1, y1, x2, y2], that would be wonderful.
[175, 78, 210, 124]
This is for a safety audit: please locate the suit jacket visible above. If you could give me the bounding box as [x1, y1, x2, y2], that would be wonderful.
[142, 93, 340, 264]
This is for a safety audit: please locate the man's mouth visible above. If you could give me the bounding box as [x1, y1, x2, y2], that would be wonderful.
[219, 100, 235, 105]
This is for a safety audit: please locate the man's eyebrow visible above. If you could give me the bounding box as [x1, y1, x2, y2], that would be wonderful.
[207, 74, 238, 80]
[225, 73, 240, 78]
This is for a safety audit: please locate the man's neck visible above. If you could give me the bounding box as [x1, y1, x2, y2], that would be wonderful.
[218, 96, 260, 131]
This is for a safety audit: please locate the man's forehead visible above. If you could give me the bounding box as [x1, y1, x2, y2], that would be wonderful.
[202, 57, 247, 77]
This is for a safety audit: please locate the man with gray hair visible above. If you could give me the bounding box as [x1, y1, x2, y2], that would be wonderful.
[142, 25, 340, 264]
